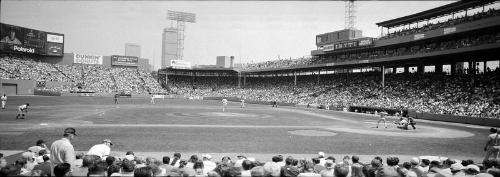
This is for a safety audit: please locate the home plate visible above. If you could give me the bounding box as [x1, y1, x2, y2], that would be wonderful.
[40, 123, 48, 126]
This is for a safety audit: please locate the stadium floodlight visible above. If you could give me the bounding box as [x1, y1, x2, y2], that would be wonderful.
[167, 10, 196, 61]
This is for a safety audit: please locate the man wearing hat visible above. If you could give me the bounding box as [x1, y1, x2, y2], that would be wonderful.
[202, 154, 216, 175]
[50, 127, 77, 174]
[87, 139, 113, 160]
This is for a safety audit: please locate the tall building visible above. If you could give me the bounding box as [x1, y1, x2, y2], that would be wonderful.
[161, 28, 178, 68]
[216, 56, 234, 68]
[125, 43, 141, 58]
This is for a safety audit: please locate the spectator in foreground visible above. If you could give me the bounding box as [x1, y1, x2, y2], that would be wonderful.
[51, 127, 77, 174]
[134, 166, 154, 177]
[335, 164, 350, 177]
[54, 163, 71, 177]
[87, 139, 113, 160]
[32, 155, 51, 177]
[376, 156, 403, 177]
[351, 156, 364, 177]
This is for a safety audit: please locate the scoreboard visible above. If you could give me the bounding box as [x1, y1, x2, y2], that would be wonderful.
[0, 23, 64, 56]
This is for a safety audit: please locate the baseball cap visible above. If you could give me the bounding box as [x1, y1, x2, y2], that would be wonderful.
[21, 151, 34, 160]
[465, 164, 480, 172]
[450, 163, 464, 171]
[63, 127, 77, 136]
[237, 154, 246, 158]
[318, 152, 325, 157]
[202, 154, 212, 160]
[410, 157, 420, 165]
[103, 139, 113, 145]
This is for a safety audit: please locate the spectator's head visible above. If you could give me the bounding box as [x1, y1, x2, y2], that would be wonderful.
[242, 160, 254, 171]
[285, 156, 294, 166]
[102, 139, 113, 147]
[36, 139, 46, 146]
[189, 155, 199, 163]
[126, 151, 135, 156]
[421, 159, 430, 167]
[251, 166, 266, 177]
[461, 159, 474, 167]
[0, 164, 18, 177]
[0, 157, 7, 169]
[371, 159, 382, 168]
[173, 152, 181, 159]
[464, 165, 480, 175]
[42, 155, 50, 162]
[134, 166, 154, 177]
[304, 161, 315, 172]
[237, 155, 246, 160]
[374, 156, 383, 164]
[163, 156, 171, 165]
[193, 160, 204, 170]
[82, 155, 101, 167]
[312, 158, 320, 165]
[488, 169, 500, 177]
[54, 163, 71, 177]
[410, 157, 420, 167]
[450, 163, 464, 174]
[386, 157, 399, 166]
[122, 159, 136, 173]
[327, 156, 336, 163]
[105, 156, 116, 166]
[292, 159, 299, 166]
[318, 152, 325, 158]
[21, 151, 34, 162]
[203, 154, 212, 161]
[402, 162, 412, 170]
[38, 149, 47, 157]
[107, 164, 121, 177]
[222, 156, 232, 164]
[87, 161, 107, 176]
[325, 160, 334, 169]
[334, 164, 350, 177]
[63, 127, 77, 140]
[490, 128, 498, 134]
[271, 156, 280, 163]
[352, 156, 360, 164]
[443, 158, 455, 168]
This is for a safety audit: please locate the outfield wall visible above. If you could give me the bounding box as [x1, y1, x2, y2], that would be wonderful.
[0, 79, 35, 95]
[410, 112, 500, 127]
[203, 97, 296, 106]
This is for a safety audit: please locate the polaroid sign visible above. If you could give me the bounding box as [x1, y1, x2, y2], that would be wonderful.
[13, 45, 35, 53]
[74, 53, 103, 65]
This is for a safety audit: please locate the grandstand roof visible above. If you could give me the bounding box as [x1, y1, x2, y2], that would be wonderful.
[376, 0, 497, 28]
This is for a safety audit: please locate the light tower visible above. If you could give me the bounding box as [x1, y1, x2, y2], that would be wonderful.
[167, 10, 196, 61]
[345, 0, 356, 29]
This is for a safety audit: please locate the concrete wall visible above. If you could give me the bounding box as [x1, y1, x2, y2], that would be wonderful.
[0, 79, 35, 95]
[409, 111, 500, 127]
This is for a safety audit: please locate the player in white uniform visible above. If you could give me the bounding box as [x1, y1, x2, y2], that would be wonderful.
[222, 99, 228, 112]
[376, 111, 387, 128]
[1, 94, 6, 109]
[240, 99, 245, 108]
[151, 94, 155, 104]
[16, 103, 29, 119]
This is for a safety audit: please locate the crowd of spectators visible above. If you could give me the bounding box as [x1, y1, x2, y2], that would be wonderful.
[238, 57, 314, 71]
[380, 8, 500, 40]
[1, 139, 499, 177]
[168, 69, 500, 118]
[0, 54, 165, 95]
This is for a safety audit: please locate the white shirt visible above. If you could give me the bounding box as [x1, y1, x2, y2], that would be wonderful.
[19, 104, 28, 110]
[222, 99, 228, 104]
[1, 96, 6, 101]
[87, 143, 110, 159]
[203, 160, 217, 174]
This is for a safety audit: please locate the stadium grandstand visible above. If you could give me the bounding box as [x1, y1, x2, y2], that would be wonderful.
[160, 0, 500, 119]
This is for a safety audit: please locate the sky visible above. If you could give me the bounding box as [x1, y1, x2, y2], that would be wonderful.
[0, 0, 455, 69]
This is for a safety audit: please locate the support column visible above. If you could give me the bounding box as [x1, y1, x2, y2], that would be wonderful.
[435, 64, 443, 74]
[468, 61, 475, 75]
[483, 61, 487, 74]
[317, 69, 321, 84]
[237, 72, 241, 88]
[382, 65, 385, 87]
[243, 75, 246, 88]
[451, 62, 456, 75]
[294, 71, 297, 86]
[404, 66, 409, 74]
[417, 64, 424, 74]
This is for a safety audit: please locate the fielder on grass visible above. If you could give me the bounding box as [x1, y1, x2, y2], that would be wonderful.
[16, 103, 29, 119]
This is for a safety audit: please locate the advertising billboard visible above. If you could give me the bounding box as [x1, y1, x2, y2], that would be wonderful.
[73, 53, 103, 65]
[111, 55, 139, 67]
[0, 23, 64, 56]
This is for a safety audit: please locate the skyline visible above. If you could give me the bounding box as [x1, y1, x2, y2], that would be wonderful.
[0, 1, 456, 69]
